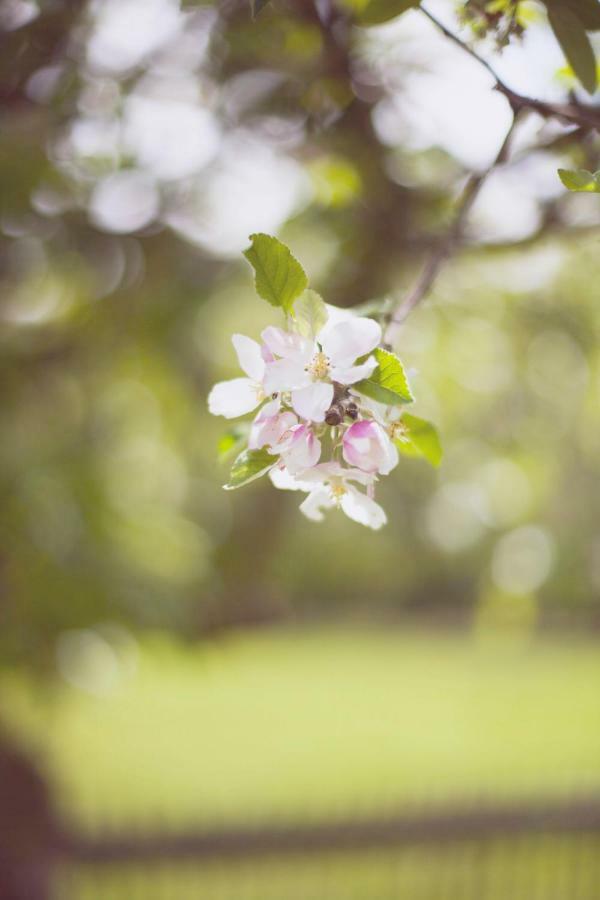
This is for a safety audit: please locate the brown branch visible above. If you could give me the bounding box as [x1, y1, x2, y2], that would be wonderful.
[383, 5, 600, 337]
[420, 7, 600, 132]
[384, 111, 520, 337]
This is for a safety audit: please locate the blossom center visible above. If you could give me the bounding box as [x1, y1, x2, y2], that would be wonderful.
[306, 351, 330, 380]
[329, 482, 347, 503]
[389, 421, 408, 443]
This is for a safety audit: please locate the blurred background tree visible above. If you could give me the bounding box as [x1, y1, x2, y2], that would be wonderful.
[0, 2, 599, 894]
[1, 0, 598, 667]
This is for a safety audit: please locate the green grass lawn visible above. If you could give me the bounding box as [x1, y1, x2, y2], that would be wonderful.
[5, 628, 600, 828]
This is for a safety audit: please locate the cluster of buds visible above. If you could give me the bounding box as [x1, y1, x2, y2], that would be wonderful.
[207, 234, 441, 530]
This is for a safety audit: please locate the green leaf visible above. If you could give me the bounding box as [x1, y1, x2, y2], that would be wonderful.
[562, 0, 600, 31]
[354, 348, 414, 405]
[250, 0, 271, 17]
[243, 233, 308, 315]
[358, 0, 421, 25]
[224, 448, 276, 491]
[293, 289, 328, 339]
[546, 2, 598, 93]
[393, 414, 442, 467]
[558, 168, 600, 191]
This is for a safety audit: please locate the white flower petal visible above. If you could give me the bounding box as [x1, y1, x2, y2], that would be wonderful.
[250, 411, 297, 450]
[379, 430, 399, 475]
[299, 488, 335, 522]
[269, 466, 306, 491]
[231, 334, 265, 382]
[320, 317, 381, 366]
[254, 398, 280, 421]
[282, 426, 321, 474]
[263, 357, 310, 393]
[291, 383, 334, 422]
[207, 377, 260, 418]
[331, 356, 377, 385]
[261, 326, 313, 360]
[297, 462, 374, 486]
[341, 486, 387, 530]
[321, 304, 357, 329]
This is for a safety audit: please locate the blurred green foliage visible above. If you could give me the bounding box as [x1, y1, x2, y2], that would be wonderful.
[0, 0, 599, 677]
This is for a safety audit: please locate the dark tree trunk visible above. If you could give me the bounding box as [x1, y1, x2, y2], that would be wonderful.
[0, 733, 57, 900]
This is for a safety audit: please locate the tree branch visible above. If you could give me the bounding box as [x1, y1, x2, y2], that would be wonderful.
[382, 6, 600, 340]
[384, 112, 520, 338]
[420, 7, 600, 132]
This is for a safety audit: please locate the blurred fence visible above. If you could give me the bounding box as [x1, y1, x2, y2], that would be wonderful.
[50, 796, 600, 900]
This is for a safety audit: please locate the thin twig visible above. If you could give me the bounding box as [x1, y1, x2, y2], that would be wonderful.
[420, 7, 600, 132]
[384, 112, 519, 338]
[383, 4, 600, 337]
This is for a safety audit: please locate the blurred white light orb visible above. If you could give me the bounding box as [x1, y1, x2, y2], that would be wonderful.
[87, 0, 182, 74]
[425, 481, 489, 553]
[90, 171, 159, 233]
[57, 630, 121, 696]
[491, 525, 555, 595]
[123, 96, 220, 180]
[166, 136, 310, 257]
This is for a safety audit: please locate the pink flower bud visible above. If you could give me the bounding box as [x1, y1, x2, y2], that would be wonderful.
[342, 420, 398, 475]
[249, 407, 297, 451]
[274, 424, 321, 475]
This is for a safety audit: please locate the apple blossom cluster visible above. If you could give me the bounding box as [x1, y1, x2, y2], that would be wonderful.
[207, 233, 441, 530]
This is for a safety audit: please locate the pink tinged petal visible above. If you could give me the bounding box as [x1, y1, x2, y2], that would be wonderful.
[263, 357, 311, 394]
[249, 410, 297, 450]
[208, 377, 261, 419]
[320, 317, 382, 367]
[331, 356, 377, 385]
[299, 488, 335, 522]
[341, 485, 387, 530]
[282, 425, 321, 475]
[261, 326, 313, 361]
[231, 334, 265, 382]
[342, 421, 396, 474]
[291, 383, 334, 423]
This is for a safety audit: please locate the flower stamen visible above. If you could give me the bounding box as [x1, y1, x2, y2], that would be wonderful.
[329, 482, 347, 505]
[305, 351, 331, 380]
[389, 421, 409, 443]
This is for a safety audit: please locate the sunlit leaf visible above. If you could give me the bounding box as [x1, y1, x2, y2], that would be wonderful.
[224, 448, 276, 490]
[558, 168, 600, 191]
[293, 289, 328, 339]
[546, 1, 598, 93]
[355, 348, 414, 405]
[394, 414, 442, 467]
[243, 233, 308, 315]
